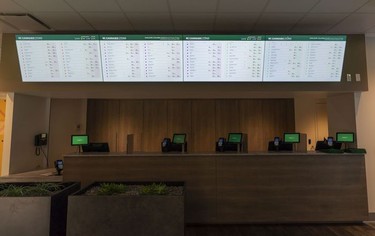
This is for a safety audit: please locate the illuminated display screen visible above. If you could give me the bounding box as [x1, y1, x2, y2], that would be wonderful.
[228, 133, 242, 143]
[183, 35, 265, 82]
[16, 35, 102, 82]
[263, 35, 346, 82]
[336, 132, 354, 143]
[16, 34, 346, 82]
[284, 133, 300, 143]
[173, 134, 186, 144]
[100, 35, 183, 82]
[71, 135, 89, 146]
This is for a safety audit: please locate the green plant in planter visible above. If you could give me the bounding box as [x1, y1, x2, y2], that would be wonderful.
[0, 183, 64, 197]
[140, 183, 168, 195]
[97, 183, 127, 195]
[27, 183, 64, 196]
[0, 185, 28, 197]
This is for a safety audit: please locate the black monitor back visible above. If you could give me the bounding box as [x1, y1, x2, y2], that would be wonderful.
[82, 143, 110, 152]
[315, 141, 342, 150]
[268, 141, 293, 151]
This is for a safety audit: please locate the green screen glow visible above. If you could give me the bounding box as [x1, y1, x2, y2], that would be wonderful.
[284, 133, 300, 143]
[173, 134, 186, 144]
[228, 133, 242, 143]
[71, 135, 89, 145]
[336, 133, 354, 143]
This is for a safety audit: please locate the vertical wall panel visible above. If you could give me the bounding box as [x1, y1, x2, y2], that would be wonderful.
[260, 100, 276, 151]
[327, 93, 357, 148]
[142, 100, 168, 152]
[119, 100, 144, 152]
[239, 100, 263, 151]
[285, 99, 296, 132]
[87, 100, 119, 152]
[315, 102, 328, 141]
[167, 100, 192, 142]
[191, 100, 216, 152]
[262, 99, 295, 150]
[215, 100, 240, 138]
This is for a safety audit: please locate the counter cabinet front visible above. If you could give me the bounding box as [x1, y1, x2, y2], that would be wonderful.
[63, 152, 368, 224]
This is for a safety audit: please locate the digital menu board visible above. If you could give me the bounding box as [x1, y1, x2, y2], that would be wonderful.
[16, 35, 102, 82]
[263, 35, 346, 82]
[15, 34, 347, 83]
[183, 35, 265, 82]
[100, 35, 183, 82]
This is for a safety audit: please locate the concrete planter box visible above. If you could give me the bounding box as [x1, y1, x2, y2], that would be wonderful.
[67, 182, 184, 236]
[0, 182, 80, 236]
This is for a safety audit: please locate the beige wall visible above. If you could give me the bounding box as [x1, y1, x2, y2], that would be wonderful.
[357, 36, 375, 212]
[327, 93, 357, 148]
[7, 93, 50, 174]
[48, 99, 87, 167]
[1, 95, 87, 175]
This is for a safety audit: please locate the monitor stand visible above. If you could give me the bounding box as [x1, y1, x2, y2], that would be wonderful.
[182, 144, 185, 153]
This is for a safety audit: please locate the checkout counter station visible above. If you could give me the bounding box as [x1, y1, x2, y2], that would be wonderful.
[63, 132, 368, 224]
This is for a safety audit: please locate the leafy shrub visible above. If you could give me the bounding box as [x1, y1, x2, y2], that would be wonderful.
[97, 183, 127, 195]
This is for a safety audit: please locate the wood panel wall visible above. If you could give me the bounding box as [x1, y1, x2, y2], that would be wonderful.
[118, 100, 143, 152]
[191, 100, 216, 153]
[87, 100, 120, 151]
[239, 100, 263, 151]
[86, 99, 295, 153]
[142, 100, 168, 152]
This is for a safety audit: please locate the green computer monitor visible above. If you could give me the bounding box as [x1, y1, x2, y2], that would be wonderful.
[283, 133, 300, 143]
[228, 133, 243, 143]
[336, 132, 355, 143]
[173, 133, 186, 144]
[71, 135, 89, 146]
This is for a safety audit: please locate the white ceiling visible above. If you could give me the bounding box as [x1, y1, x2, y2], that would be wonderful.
[1, 0, 375, 34]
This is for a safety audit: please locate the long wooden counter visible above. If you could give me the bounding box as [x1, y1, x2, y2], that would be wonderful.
[63, 152, 368, 224]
